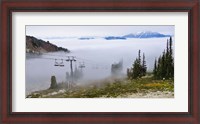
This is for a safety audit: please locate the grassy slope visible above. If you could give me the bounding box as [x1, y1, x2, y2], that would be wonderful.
[62, 78, 173, 98]
[28, 77, 174, 98]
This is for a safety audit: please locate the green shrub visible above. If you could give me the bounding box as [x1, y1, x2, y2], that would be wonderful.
[50, 76, 57, 89]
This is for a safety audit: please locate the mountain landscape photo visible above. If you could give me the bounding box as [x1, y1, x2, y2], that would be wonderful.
[25, 25, 174, 98]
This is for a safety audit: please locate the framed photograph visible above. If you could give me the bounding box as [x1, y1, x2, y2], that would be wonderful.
[1, 0, 199, 123]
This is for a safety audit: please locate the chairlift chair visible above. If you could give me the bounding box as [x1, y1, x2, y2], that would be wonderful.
[79, 62, 85, 68]
[66, 57, 70, 62]
[54, 59, 59, 66]
[73, 58, 76, 62]
[79, 65, 85, 68]
[59, 59, 64, 67]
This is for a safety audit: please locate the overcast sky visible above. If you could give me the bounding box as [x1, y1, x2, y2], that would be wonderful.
[26, 25, 174, 39]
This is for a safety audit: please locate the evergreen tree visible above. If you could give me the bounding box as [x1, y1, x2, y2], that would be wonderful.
[127, 50, 147, 79]
[166, 39, 169, 54]
[132, 58, 141, 78]
[165, 40, 169, 78]
[153, 58, 157, 78]
[127, 68, 131, 79]
[157, 56, 162, 79]
[169, 37, 174, 78]
[111, 60, 123, 75]
[138, 49, 141, 65]
[153, 37, 174, 79]
[74, 66, 83, 81]
[50, 75, 57, 89]
[161, 50, 166, 78]
[170, 39, 172, 54]
[142, 53, 147, 76]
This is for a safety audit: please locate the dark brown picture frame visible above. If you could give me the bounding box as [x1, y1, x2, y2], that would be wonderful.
[0, 0, 199, 123]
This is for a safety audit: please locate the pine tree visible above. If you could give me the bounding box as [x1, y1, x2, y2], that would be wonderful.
[165, 40, 169, 78]
[142, 53, 147, 76]
[127, 68, 131, 79]
[169, 37, 172, 56]
[166, 39, 169, 54]
[153, 37, 174, 80]
[111, 60, 123, 75]
[132, 58, 141, 78]
[153, 58, 157, 78]
[127, 50, 147, 79]
[169, 37, 174, 79]
[138, 50, 141, 65]
[157, 56, 162, 79]
[50, 76, 57, 89]
[161, 50, 166, 78]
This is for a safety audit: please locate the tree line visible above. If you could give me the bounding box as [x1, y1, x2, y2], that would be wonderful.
[127, 37, 174, 80]
[153, 37, 174, 79]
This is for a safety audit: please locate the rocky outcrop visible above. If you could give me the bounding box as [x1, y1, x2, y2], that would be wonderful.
[26, 36, 70, 53]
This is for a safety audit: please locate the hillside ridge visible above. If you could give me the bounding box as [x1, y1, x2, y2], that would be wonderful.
[26, 36, 70, 53]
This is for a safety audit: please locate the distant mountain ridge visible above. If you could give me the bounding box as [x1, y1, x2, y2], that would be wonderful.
[81, 31, 171, 40]
[104, 36, 126, 40]
[79, 37, 95, 40]
[123, 31, 171, 38]
[42, 31, 171, 41]
[26, 36, 70, 53]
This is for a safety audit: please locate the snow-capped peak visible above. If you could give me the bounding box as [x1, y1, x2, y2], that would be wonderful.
[123, 31, 170, 38]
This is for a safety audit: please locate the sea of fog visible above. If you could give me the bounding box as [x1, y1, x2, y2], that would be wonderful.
[26, 37, 174, 94]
